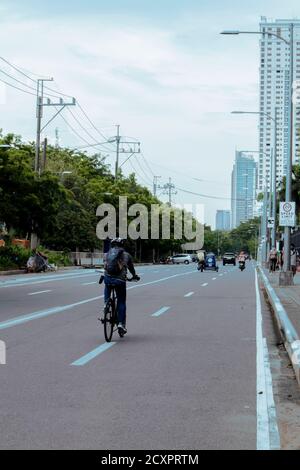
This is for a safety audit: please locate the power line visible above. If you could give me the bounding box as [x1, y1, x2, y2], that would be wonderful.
[49, 82, 113, 142]
[77, 102, 111, 142]
[0, 67, 37, 92]
[66, 108, 116, 152]
[67, 107, 103, 144]
[0, 56, 36, 83]
[56, 110, 92, 146]
[133, 154, 153, 184]
[176, 186, 257, 202]
[0, 76, 36, 96]
[57, 109, 115, 154]
[146, 158, 228, 186]
[0, 63, 71, 101]
[128, 159, 152, 188]
[140, 152, 155, 177]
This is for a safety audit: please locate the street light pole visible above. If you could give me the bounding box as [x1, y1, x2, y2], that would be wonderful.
[223, 27, 294, 284]
[272, 108, 278, 249]
[284, 23, 294, 276]
[232, 111, 278, 250]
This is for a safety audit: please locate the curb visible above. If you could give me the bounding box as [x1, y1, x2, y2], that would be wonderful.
[0, 263, 155, 276]
[0, 266, 79, 276]
[257, 265, 300, 386]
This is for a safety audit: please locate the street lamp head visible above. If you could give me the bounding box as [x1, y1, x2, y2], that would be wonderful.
[220, 30, 240, 35]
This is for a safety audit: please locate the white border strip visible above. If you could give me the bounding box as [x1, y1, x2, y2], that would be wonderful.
[255, 270, 280, 450]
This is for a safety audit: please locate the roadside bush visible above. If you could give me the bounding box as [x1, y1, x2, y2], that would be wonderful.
[0, 245, 31, 269]
[38, 247, 72, 267]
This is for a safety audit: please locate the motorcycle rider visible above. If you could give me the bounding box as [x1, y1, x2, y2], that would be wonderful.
[197, 250, 206, 272]
[238, 251, 246, 270]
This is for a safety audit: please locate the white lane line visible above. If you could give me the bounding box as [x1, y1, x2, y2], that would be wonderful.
[0, 272, 99, 289]
[184, 292, 194, 298]
[71, 342, 116, 366]
[219, 274, 223, 277]
[0, 269, 196, 331]
[28, 290, 52, 296]
[82, 282, 97, 286]
[152, 306, 171, 317]
[212, 277, 217, 281]
[201, 283, 208, 287]
[255, 270, 280, 450]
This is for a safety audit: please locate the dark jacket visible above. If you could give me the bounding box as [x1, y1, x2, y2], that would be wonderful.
[104, 247, 136, 281]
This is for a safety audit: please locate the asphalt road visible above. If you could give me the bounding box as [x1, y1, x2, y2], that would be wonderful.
[0, 262, 275, 449]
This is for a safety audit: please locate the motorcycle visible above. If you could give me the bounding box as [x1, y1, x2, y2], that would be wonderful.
[239, 260, 246, 271]
[26, 252, 57, 273]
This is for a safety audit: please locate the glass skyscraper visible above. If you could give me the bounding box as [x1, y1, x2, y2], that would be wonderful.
[231, 152, 257, 229]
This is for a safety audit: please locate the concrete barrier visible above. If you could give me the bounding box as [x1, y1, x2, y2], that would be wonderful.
[258, 265, 300, 386]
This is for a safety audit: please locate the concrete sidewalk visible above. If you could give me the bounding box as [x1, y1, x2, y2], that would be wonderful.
[264, 270, 300, 341]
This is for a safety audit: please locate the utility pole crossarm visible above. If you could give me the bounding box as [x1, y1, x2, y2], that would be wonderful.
[35, 77, 76, 174]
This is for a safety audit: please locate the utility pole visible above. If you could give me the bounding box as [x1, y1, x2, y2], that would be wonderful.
[112, 125, 141, 179]
[115, 124, 120, 179]
[35, 78, 76, 174]
[42, 138, 47, 172]
[55, 127, 60, 149]
[153, 175, 161, 196]
[162, 178, 177, 206]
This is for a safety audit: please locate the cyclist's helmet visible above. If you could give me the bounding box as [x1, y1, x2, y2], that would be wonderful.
[111, 237, 125, 247]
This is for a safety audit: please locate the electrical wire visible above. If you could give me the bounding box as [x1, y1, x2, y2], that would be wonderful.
[128, 159, 152, 188]
[176, 186, 257, 202]
[67, 108, 103, 144]
[0, 56, 36, 83]
[133, 155, 153, 184]
[57, 109, 116, 154]
[0, 76, 36, 96]
[77, 102, 111, 142]
[140, 152, 155, 177]
[0, 67, 37, 92]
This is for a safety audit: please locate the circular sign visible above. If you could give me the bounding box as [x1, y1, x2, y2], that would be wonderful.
[283, 202, 292, 213]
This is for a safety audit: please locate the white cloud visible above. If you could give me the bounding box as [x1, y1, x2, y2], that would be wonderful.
[0, 9, 260, 226]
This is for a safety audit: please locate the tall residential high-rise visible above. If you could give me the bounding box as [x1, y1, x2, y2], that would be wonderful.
[215, 210, 231, 231]
[231, 152, 257, 229]
[259, 17, 300, 193]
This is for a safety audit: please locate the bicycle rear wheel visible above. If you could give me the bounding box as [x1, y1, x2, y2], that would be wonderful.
[103, 299, 115, 342]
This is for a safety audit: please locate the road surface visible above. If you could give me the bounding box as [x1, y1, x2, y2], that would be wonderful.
[0, 263, 279, 449]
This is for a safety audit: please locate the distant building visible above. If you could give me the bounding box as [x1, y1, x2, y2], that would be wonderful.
[258, 17, 300, 192]
[216, 210, 231, 231]
[231, 152, 257, 229]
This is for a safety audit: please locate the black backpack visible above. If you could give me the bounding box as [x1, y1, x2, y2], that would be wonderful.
[105, 247, 125, 275]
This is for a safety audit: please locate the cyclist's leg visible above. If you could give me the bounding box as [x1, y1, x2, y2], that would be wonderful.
[104, 276, 112, 304]
[115, 281, 127, 326]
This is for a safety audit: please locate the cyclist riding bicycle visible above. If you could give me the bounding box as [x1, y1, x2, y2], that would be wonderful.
[103, 238, 139, 335]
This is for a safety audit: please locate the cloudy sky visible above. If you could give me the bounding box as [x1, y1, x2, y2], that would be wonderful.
[1, 0, 300, 226]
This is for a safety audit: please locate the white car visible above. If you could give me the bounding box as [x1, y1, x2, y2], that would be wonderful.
[171, 254, 193, 265]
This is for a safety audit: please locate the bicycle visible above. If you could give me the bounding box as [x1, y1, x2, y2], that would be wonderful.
[99, 276, 139, 342]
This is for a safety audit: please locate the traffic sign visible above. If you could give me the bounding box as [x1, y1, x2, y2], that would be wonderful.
[279, 201, 296, 227]
[267, 217, 275, 228]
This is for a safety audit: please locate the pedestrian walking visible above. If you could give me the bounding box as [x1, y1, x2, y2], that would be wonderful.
[290, 243, 297, 277]
[268, 247, 277, 273]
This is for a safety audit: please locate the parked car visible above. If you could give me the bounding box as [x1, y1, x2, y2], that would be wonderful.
[222, 252, 236, 266]
[171, 254, 193, 264]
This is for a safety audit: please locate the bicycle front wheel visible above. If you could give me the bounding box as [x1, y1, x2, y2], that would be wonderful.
[104, 299, 115, 342]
